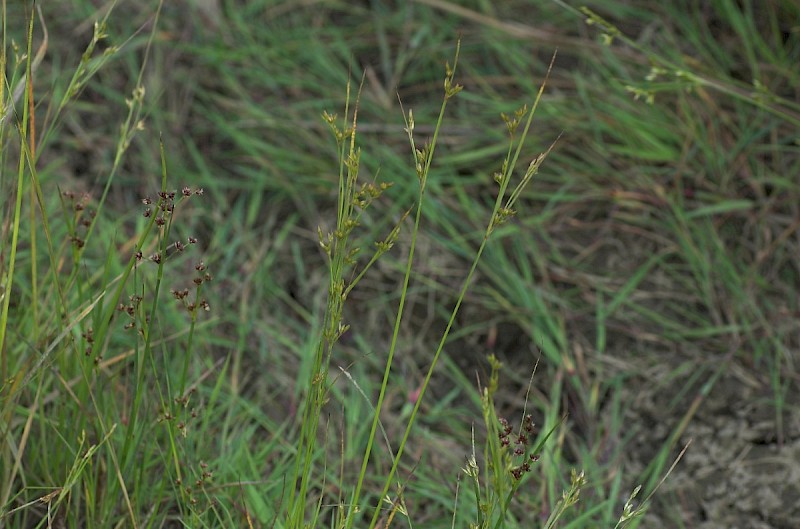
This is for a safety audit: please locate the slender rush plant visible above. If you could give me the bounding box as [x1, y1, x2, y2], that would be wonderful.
[284, 41, 573, 529]
[1, 3, 219, 526]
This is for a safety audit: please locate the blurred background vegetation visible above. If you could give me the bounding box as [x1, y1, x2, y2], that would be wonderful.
[2, 0, 799, 527]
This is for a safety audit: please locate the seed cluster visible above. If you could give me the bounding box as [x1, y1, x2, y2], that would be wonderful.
[111, 186, 212, 333]
[158, 387, 198, 438]
[61, 190, 97, 248]
[173, 460, 215, 507]
[498, 414, 540, 480]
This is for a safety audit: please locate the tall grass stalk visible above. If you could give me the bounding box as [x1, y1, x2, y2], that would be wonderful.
[0, 6, 38, 511]
[361, 49, 560, 529]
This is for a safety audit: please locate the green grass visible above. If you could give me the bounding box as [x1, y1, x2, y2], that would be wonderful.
[2, 0, 799, 527]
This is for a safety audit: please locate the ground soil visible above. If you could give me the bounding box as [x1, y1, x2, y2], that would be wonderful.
[622, 368, 800, 528]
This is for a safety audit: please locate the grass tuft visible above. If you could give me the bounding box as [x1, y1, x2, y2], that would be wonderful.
[2, 1, 798, 527]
